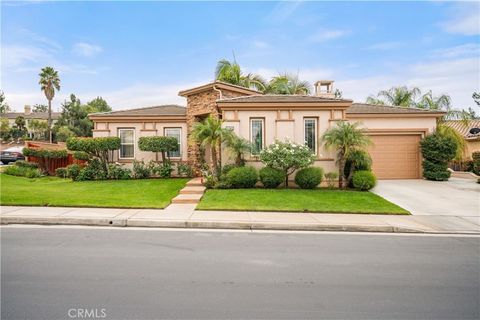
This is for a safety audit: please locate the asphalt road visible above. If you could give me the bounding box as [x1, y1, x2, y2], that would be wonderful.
[1, 227, 479, 320]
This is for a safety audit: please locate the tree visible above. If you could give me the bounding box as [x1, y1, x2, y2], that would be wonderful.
[32, 104, 48, 113]
[334, 89, 343, 99]
[321, 121, 371, 188]
[39, 66, 60, 142]
[29, 119, 49, 140]
[138, 136, 178, 162]
[0, 118, 10, 141]
[224, 134, 251, 166]
[473, 92, 480, 107]
[0, 91, 11, 114]
[418, 91, 451, 110]
[215, 59, 266, 91]
[190, 115, 232, 177]
[420, 133, 457, 181]
[436, 124, 466, 160]
[56, 126, 75, 142]
[259, 140, 316, 187]
[265, 73, 311, 95]
[85, 97, 111, 114]
[14, 116, 26, 131]
[366, 86, 421, 107]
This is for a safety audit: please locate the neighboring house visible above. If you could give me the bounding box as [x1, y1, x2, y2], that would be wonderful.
[444, 120, 480, 159]
[90, 80, 444, 179]
[3, 105, 60, 138]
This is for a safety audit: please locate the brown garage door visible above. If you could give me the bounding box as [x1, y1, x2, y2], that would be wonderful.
[368, 134, 421, 179]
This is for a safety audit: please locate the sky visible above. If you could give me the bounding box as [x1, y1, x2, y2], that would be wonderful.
[1, 0, 479, 113]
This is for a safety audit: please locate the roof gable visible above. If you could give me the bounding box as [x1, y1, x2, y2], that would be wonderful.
[89, 104, 186, 118]
[178, 81, 261, 97]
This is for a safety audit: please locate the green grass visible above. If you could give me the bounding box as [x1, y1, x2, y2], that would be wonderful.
[197, 189, 410, 215]
[0, 174, 188, 208]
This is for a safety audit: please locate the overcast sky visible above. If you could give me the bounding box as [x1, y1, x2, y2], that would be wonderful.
[2, 0, 479, 112]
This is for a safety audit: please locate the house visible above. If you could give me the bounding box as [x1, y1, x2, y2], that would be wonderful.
[444, 120, 480, 159]
[89, 80, 444, 179]
[4, 105, 61, 138]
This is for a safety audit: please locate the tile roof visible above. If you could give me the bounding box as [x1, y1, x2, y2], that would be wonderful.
[217, 94, 352, 103]
[347, 103, 445, 114]
[179, 81, 262, 96]
[3, 112, 61, 120]
[89, 104, 186, 117]
[444, 120, 480, 139]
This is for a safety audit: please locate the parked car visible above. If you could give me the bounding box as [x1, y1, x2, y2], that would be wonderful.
[0, 147, 25, 165]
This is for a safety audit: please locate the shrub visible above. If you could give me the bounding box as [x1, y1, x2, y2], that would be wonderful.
[226, 166, 258, 188]
[420, 134, 457, 181]
[154, 161, 174, 178]
[66, 164, 81, 180]
[259, 167, 285, 188]
[295, 167, 323, 189]
[138, 136, 178, 162]
[344, 149, 372, 186]
[4, 165, 42, 178]
[72, 151, 90, 161]
[107, 164, 131, 180]
[177, 162, 194, 178]
[132, 160, 151, 179]
[221, 164, 238, 176]
[203, 174, 217, 189]
[214, 180, 233, 189]
[76, 158, 107, 181]
[352, 170, 377, 191]
[55, 167, 68, 178]
[472, 151, 480, 175]
[14, 160, 39, 169]
[259, 140, 316, 187]
[324, 171, 338, 189]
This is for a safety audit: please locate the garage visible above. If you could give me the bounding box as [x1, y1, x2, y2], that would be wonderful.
[368, 134, 422, 179]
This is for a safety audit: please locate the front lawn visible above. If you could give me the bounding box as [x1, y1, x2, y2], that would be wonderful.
[0, 174, 188, 208]
[197, 189, 409, 215]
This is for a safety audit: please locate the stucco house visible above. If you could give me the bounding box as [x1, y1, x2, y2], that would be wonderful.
[4, 105, 60, 139]
[444, 120, 480, 159]
[89, 80, 444, 180]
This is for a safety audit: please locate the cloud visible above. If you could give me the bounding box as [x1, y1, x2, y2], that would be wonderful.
[18, 28, 62, 51]
[252, 40, 269, 49]
[441, 2, 480, 35]
[433, 43, 480, 59]
[73, 42, 103, 57]
[265, 1, 303, 23]
[307, 29, 350, 43]
[2, 45, 51, 68]
[364, 41, 404, 51]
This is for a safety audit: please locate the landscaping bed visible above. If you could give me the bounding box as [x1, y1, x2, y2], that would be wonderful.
[197, 189, 410, 215]
[0, 174, 188, 208]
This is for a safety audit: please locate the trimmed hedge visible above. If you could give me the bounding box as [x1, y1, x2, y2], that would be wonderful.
[66, 137, 121, 153]
[295, 167, 324, 189]
[226, 166, 258, 188]
[352, 170, 377, 191]
[420, 134, 457, 181]
[259, 167, 285, 188]
[22, 148, 67, 159]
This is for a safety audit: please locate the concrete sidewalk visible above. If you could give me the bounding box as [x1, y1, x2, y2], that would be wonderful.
[1, 205, 479, 234]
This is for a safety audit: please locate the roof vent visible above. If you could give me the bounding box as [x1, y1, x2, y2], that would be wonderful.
[469, 127, 480, 135]
[314, 80, 335, 98]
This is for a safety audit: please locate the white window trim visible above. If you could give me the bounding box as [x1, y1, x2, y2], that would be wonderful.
[118, 128, 135, 159]
[304, 118, 317, 155]
[250, 118, 264, 156]
[164, 128, 182, 158]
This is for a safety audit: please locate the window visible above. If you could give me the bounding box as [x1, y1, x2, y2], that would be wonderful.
[250, 118, 264, 155]
[119, 129, 135, 159]
[165, 128, 181, 158]
[304, 118, 317, 154]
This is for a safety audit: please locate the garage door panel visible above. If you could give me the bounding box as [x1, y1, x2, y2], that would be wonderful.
[368, 134, 421, 179]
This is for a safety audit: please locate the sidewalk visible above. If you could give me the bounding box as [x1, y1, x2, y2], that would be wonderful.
[1, 205, 479, 234]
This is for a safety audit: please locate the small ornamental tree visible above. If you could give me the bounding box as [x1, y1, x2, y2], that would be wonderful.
[22, 147, 68, 174]
[259, 140, 315, 187]
[138, 136, 178, 162]
[66, 137, 120, 175]
[420, 133, 457, 181]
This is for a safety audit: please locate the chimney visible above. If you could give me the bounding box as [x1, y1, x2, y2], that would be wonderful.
[24, 105, 32, 115]
[314, 80, 335, 98]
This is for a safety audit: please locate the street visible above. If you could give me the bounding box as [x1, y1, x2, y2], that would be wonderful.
[1, 227, 479, 320]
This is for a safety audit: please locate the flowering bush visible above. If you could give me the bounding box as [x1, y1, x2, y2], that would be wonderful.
[259, 140, 316, 187]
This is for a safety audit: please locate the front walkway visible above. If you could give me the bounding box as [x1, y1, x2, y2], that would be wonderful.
[1, 205, 479, 234]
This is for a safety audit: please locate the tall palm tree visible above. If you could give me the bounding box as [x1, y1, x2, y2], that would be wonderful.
[265, 73, 311, 95]
[321, 121, 371, 188]
[215, 59, 266, 91]
[39, 67, 60, 142]
[366, 86, 421, 107]
[224, 134, 251, 166]
[418, 91, 451, 110]
[191, 115, 232, 177]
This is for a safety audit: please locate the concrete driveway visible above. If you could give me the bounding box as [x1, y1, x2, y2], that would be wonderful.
[372, 178, 479, 217]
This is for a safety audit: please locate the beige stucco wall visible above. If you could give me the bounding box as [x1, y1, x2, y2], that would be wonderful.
[465, 140, 480, 159]
[348, 116, 437, 133]
[92, 121, 188, 165]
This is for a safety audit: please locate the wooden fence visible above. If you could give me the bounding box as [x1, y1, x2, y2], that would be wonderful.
[25, 141, 85, 175]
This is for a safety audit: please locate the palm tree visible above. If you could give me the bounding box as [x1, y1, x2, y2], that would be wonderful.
[321, 121, 371, 188]
[418, 91, 451, 110]
[366, 86, 421, 107]
[215, 59, 266, 91]
[224, 134, 251, 166]
[191, 115, 232, 177]
[39, 67, 60, 142]
[265, 73, 311, 95]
